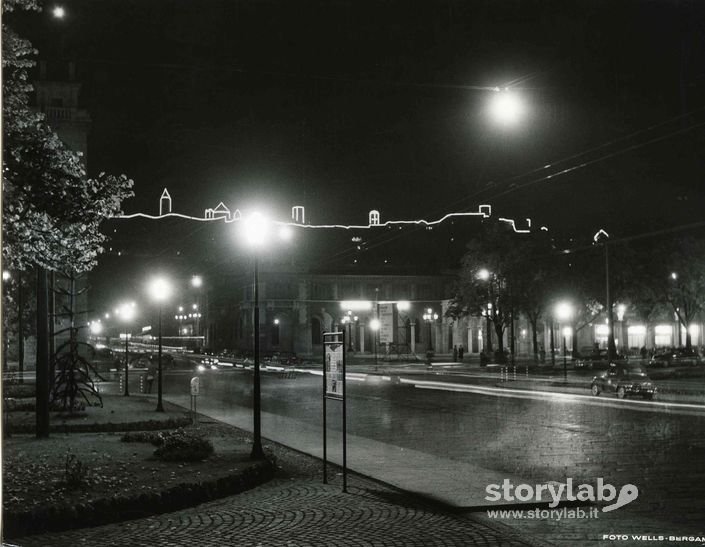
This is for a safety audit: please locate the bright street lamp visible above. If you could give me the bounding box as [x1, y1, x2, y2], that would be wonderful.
[52, 5, 66, 19]
[489, 89, 525, 126]
[149, 277, 172, 412]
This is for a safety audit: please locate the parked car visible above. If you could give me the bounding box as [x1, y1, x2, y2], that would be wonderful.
[574, 349, 626, 370]
[648, 348, 701, 368]
[590, 363, 657, 400]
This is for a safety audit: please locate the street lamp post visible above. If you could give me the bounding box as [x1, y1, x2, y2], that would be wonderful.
[343, 311, 354, 351]
[118, 303, 136, 396]
[149, 277, 172, 412]
[555, 301, 574, 381]
[240, 212, 293, 460]
[477, 269, 493, 355]
[370, 318, 380, 370]
[423, 308, 438, 351]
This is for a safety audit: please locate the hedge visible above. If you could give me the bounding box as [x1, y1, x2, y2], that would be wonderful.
[3, 460, 274, 538]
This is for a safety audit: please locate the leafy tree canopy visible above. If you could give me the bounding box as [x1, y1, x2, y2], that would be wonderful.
[2, 0, 134, 273]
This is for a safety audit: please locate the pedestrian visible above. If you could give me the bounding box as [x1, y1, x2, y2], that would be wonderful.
[146, 364, 157, 394]
[458, 345, 464, 361]
[480, 351, 487, 367]
[453, 345, 458, 362]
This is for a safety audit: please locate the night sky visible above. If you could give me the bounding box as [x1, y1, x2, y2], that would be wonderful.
[15, 0, 705, 238]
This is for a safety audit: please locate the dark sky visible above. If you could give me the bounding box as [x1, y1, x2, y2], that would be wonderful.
[15, 0, 705, 238]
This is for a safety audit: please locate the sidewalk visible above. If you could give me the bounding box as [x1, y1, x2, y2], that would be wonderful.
[162, 391, 540, 509]
[14, 476, 541, 547]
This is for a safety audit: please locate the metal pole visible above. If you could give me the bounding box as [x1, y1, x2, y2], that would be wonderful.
[124, 324, 130, 396]
[606, 243, 616, 361]
[563, 335, 567, 381]
[156, 305, 164, 411]
[251, 255, 264, 460]
[322, 336, 327, 484]
[550, 320, 555, 367]
[342, 330, 347, 493]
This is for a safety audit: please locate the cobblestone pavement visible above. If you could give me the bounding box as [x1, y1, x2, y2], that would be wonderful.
[12, 476, 546, 547]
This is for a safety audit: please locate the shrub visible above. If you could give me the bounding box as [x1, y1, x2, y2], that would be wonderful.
[63, 452, 89, 491]
[120, 431, 163, 446]
[3, 385, 35, 398]
[4, 398, 35, 412]
[153, 428, 214, 462]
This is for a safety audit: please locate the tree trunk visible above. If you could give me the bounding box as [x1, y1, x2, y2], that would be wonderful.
[494, 321, 505, 360]
[18, 271, 24, 384]
[529, 315, 539, 363]
[36, 267, 50, 438]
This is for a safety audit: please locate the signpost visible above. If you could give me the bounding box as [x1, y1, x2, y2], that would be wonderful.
[190, 376, 200, 425]
[322, 331, 347, 492]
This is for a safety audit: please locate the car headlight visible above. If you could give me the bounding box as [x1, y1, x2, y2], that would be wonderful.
[198, 364, 206, 371]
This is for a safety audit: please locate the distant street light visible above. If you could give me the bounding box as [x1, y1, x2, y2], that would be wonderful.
[555, 301, 574, 381]
[2, 271, 11, 282]
[342, 311, 354, 351]
[149, 277, 173, 412]
[370, 318, 381, 369]
[52, 5, 66, 19]
[240, 211, 292, 460]
[118, 303, 136, 396]
[422, 308, 438, 352]
[477, 269, 493, 355]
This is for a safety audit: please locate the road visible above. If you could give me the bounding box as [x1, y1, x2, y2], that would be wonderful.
[162, 363, 705, 546]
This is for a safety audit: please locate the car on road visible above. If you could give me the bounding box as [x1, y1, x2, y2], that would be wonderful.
[264, 351, 303, 367]
[196, 356, 220, 371]
[648, 348, 702, 368]
[590, 363, 657, 400]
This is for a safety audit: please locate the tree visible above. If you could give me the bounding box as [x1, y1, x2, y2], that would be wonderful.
[630, 235, 705, 351]
[510, 234, 558, 363]
[447, 221, 538, 361]
[2, 0, 133, 436]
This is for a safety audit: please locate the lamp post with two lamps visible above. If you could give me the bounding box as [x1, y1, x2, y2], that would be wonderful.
[149, 277, 172, 412]
[240, 212, 293, 460]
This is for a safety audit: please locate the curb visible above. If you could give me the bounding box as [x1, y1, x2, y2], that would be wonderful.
[6, 416, 193, 435]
